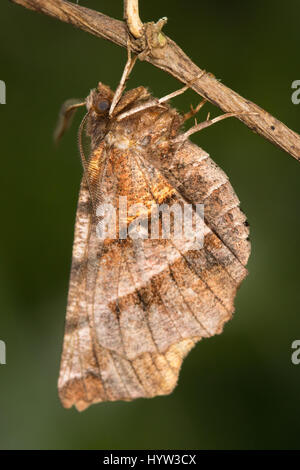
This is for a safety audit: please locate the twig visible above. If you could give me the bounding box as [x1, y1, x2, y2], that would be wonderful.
[10, 0, 300, 162]
[124, 0, 143, 39]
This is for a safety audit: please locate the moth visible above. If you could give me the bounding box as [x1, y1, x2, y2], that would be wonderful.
[56, 52, 250, 411]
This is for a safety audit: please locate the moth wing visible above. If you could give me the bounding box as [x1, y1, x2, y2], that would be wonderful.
[59, 140, 249, 411]
[58, 179, 106, 410]
[154, 140, 251, 266]
[58, 178, 195, 411]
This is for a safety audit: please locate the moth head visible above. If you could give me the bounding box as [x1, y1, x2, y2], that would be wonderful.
[54, 83, 114, 144]
[86, 83, 114, 116]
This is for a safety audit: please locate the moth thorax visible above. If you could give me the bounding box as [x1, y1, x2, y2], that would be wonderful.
[105, 131, 131, 150]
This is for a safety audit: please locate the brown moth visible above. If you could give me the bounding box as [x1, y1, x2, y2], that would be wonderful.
[56, 54, 250, 411]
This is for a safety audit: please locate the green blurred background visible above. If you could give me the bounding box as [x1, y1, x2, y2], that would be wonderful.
[1, 0, 300, 450]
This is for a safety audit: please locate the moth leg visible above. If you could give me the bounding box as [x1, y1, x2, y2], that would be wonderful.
[183, 99, 207, 122]
[114, 86, 151, 116]
[109, 42, 138, 117]
[117, 71, 207, 122]
[174, 111, 256, 144]
[54, 98, 85, 144]
[154, 71, 208, 107]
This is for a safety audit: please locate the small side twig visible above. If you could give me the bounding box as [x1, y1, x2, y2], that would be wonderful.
[124, 0, 143, 39]
[9, 0, 300, 163]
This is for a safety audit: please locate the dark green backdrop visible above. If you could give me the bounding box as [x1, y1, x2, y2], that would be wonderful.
[1, 0, 300, 450]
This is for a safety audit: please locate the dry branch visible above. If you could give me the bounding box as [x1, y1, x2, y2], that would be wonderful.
[10, 0, 300, 162]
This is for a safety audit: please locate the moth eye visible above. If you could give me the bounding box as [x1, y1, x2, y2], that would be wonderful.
[96, 100, 110, 113]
